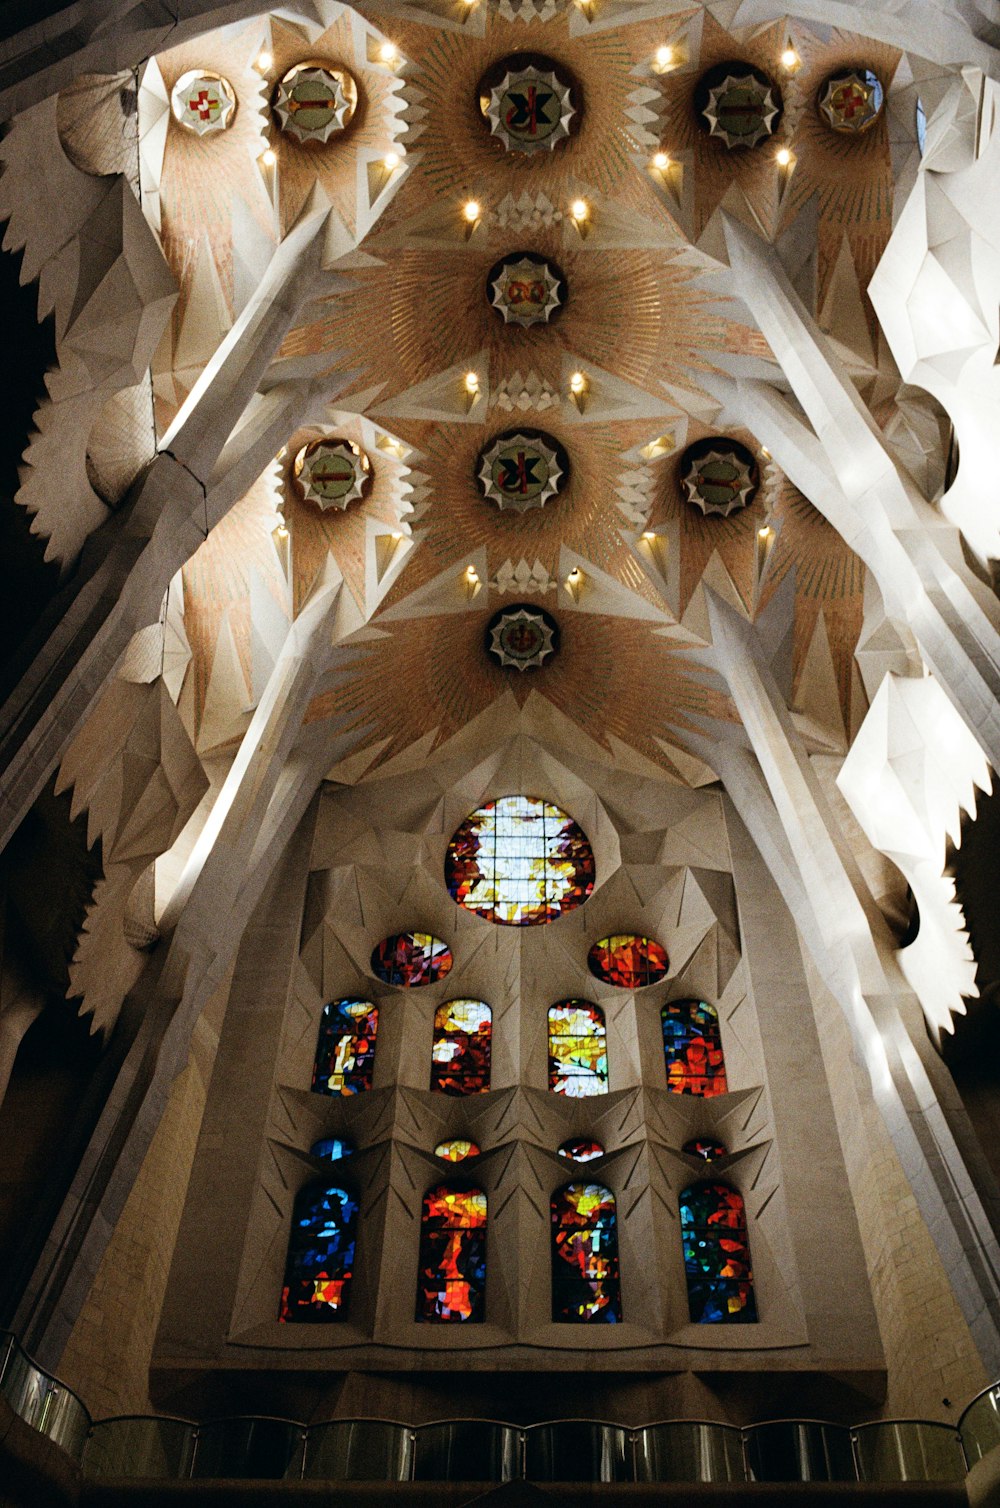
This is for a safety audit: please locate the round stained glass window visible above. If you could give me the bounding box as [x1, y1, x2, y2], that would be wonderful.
[311, 1137, 353, 1161]
[683, 1138, 727, 1164]
[445, 796, 595, 926]
[588, 934, 669, 989]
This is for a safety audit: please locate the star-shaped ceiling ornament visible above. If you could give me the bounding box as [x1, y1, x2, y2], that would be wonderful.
[170, 70, 237, 136]
[273, 62, 358, 144]
[477, 430, 566, 513]
[681, 438, 760, 517]
[480, 56, 577, 154]
[817, 69, 885, 135]
[293, 438, 372, 512]
[697, 63, 782, 151]
[486, 605, 559, 671]
[489, 253, 566, 328]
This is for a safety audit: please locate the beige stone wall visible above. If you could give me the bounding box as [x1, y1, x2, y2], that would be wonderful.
[800, 947, 988, 1420]
[57, 971, 233, 1418]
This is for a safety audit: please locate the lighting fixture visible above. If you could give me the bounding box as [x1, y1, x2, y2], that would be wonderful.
[776, 147, 793, 166]
[384, 152, 400, 169]
[570, 371, 587, 394]
[261, 147, 277, 166]
[380, 42, 398, 63]
[655, 45, 674, 68]
[464, 372, 480, 394]
[652, 151, 670, 170]
[781, 48, 799, 69]
[570, 198, 589, 222]
[463, 199, 481, 222]
[256, 50, 273, 71]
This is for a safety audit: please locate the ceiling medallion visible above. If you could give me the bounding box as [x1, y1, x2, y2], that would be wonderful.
[817, 68, 885, 135]
[695, 62, 782, 150]
[293, 438, 372, 511]
[680, 437, 760, 517]
[273, 62, 358, 144]
[477, 429, 567, 512]
[479, 54, 577, 154]
[486, 604, 560, 672]
[170, 71, 237, 136]
[488, 253, 566, 328]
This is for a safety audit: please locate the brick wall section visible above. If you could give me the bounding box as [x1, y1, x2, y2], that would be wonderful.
[801, 947, 988, 1420]
[57, 971, 233, 1418]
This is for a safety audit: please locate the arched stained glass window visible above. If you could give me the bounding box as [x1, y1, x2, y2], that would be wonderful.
[558, 1137, 605, 1162]
[588, 933, 669, 989]
[435, 1139, 481, 1163]
[371, 932, 453, 987]
[431, 999, 492, 1096]
[661, 998, 727, 1096]
[445, 796, 595, 925]
[551, 1182, 621, 1323]
[311, 1137, 353, 1162]
[312, 999, 378, 1096]
[548, 999, 608, 1097]
[680, 1180, 756, 1324]
[416, 1185, 487, 1322]
[279, 1182, 357, 1323]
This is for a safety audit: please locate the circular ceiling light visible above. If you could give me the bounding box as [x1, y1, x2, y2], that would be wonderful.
[679, 437, 760, 517]
[293, 437, 372, 511]
[476, 429, 567, 512]
[817, 68, 885, 135]
[170, 70, 237, 136]
[478, 54, 578, 154]
[486, 604, 560, 672]
[694, 61, 782, 150]
[488, 252, 566, 327]
[273, 61, 358, 144]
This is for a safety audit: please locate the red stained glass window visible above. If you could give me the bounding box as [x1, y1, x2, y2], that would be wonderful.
[684, 1138, 727, 1164]
[680, 1180, 756, 1324]
[371, 932, 453, 987]
[558, 1138, 605, 1162]
[416, 1185, 487, 1323]
[588, 933, 669, 989]
[551, 1182, 621, 1323]
[662, 998, 728, 1097]
[446, 796, 595, 926]
[548, 1000, 608, 1097]
[431, 1000, 492, 1096]
[312, 999, 378, 1096]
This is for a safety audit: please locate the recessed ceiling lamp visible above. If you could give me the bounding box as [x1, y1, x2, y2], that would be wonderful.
[463, 199, 481, 222]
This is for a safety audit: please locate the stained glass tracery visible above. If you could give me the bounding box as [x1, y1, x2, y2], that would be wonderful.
[371, 932, 453, 987]
[548, 1000, 608, 1097]
[445, 796, 595, 926]
[551, 1182, 621, 1323]
[662, 998, 728, 1097]
[431, 1000, 492, 1096]
[416, 1185, 488, 1323]
[588, 934, 669, 989]
[680, 1180, 756, 1324]
[312, 999, 378, 1096]
[279, 1182, 358, 1323]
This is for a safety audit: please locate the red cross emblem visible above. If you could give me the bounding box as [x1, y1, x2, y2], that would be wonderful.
[190, 89, 218, 121]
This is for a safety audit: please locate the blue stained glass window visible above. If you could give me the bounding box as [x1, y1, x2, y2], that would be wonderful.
[312, 999, 378, 1096]
[551, 1181, 621, 1323]
[311, 1137, 353, 1162]
[680, 1180, 756, 1324]
[416, 1185, 487, 1322]
[279, 1182, 358, 1323]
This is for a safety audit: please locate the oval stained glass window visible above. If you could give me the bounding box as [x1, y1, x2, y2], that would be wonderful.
[371, 932, 453, 987]
[435, 1139, 481, 1163]
[311, 1137, 353, 1162]
[683, 1138, 727, 1164]
[558, 1137, 605, 1162]
[588, 934, 669, 989]
[446, 796, 595, 926]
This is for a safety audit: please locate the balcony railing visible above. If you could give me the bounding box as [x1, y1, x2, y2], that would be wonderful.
[0, 1329, 988, 1485]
